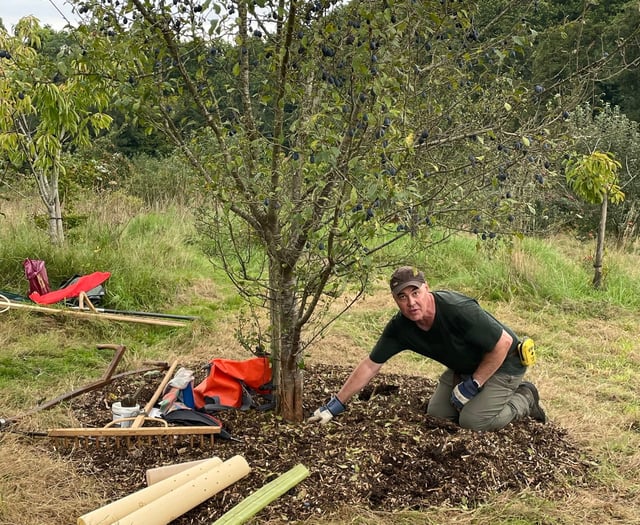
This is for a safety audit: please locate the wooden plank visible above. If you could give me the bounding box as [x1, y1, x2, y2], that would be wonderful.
[47, 426, 221, 437]
[3, 300, 187, 327]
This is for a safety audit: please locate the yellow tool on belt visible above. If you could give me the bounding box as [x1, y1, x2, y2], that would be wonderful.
[517, 337, 536, 366]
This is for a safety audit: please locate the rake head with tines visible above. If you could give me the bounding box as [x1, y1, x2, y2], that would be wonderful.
[46, 420, 221, 449]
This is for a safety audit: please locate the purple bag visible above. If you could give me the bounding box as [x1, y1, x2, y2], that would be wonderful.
[23, 259, 51, 296]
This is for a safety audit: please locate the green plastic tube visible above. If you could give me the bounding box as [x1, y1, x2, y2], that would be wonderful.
[212, 464, 310, 525]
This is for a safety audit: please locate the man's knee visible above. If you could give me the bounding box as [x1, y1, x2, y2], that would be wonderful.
[426, 401, 458, 422]
[459, 411, 507, 431]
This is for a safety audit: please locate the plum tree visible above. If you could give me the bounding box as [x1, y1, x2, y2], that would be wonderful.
[69, 0, 636, 421]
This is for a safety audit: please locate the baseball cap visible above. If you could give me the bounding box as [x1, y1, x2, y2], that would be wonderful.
[389, 266, 426, 295]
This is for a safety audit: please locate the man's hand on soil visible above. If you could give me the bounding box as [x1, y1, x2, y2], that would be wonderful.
[307, 395, 345, 424]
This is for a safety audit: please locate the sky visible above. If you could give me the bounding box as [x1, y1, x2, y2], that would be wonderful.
[1, 0, 78, 33]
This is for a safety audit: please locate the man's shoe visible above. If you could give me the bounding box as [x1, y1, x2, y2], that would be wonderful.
[516, 382, 547, 423]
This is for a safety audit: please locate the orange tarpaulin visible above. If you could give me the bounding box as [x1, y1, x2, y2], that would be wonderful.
[193, 357, 272, 410]
[29, 272, 111, 305]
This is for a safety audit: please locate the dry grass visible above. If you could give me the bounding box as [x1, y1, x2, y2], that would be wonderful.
[0, 434, 105, 525]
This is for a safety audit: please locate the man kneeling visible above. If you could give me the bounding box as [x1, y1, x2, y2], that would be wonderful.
[309, 266, 546, 430]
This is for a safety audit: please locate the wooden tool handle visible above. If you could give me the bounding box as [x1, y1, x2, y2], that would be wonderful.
[131, 360, 179, 429]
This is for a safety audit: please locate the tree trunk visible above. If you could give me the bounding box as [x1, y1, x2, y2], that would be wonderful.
[46, 189, 65, 246]
[278, 346, 304, 422]
[34, 163, 65, 246]
[592, 196, 608, 289]
[269, 261, 304, 422]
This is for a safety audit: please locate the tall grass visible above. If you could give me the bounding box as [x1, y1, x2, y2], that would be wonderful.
[4, 190, 640, 325]
[125, 153, 202, 207]
[0, 192, 215, 310]
[384, 231, 640, 311]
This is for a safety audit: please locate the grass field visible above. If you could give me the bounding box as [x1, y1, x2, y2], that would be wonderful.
[1, 195, 639, 524]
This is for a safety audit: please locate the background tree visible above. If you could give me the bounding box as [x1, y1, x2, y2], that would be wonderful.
[69, 0, 635, 421]
[480, 1, 640, 122]
[596, 2, 640, 123]
[528, 0, 640, 120]
[0, 17, 113, 245]
[565, 151, 624, 288]
[567, 104, 640, 248]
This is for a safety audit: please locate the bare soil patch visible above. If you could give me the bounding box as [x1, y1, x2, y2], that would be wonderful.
[47, 363, 592, 523]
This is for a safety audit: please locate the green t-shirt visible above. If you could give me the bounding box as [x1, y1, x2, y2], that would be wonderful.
[369, 290, 525, 375]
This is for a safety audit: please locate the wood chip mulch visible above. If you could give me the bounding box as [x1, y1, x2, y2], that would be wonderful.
[57, 363, 593, 523]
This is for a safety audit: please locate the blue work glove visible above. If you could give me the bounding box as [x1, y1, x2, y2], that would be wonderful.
[451, 376, 482, 411]
[307, 395, 346, 424]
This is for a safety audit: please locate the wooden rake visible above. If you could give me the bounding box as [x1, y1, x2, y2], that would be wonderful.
[47, 360, 221, 449]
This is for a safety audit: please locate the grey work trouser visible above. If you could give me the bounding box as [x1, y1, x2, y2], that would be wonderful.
[427, 368, 529, 431]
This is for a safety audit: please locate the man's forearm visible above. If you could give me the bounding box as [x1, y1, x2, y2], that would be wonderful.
[336, 357, 382, 404]
[473, 331, 512, 386]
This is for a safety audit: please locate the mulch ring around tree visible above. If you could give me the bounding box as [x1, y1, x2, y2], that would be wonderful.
[57, 363, 593, 524]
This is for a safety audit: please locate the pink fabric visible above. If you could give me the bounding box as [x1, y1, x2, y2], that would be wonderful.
[29, 272, 111, 305]
[23, 259, 51, 295]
